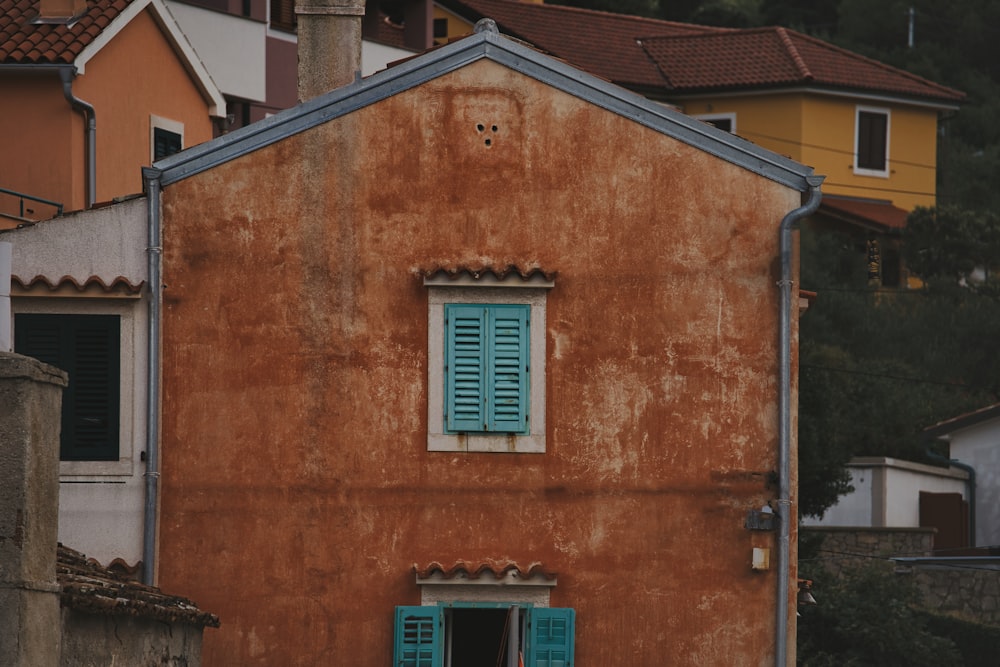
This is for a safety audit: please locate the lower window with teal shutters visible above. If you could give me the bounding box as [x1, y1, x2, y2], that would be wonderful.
[393, 605, 574, 667]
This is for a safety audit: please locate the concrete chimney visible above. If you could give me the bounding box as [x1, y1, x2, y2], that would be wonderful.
[0, 353, 67, 667]
[37, 0, 88, 20]
[296, 0, 366, 102]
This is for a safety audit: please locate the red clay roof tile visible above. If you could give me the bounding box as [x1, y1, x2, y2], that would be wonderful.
[422, 264, 557, 283]
[0, 0, 135, 65]
[820, 195, 910, 231]
[442, 1, 962, 104]
[12, 273, 145, 294]
[414, 560, 556, 582]
[58, 544, 219, 628]
[440, 0, 728, 90]
[639, 27, 964, 103]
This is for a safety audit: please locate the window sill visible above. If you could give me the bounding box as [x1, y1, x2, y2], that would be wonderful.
[428, 432, 545, 453]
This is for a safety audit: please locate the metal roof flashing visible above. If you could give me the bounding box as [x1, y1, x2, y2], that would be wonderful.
[152, 24, 817, 192]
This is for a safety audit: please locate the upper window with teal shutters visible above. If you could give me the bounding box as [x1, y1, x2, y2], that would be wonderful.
[444, 303, 530, 435]
[425, 274, 551, 454]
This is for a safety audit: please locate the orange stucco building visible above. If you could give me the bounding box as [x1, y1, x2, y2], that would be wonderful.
[0, 0, 223, 225]
[146, 23, 820, 666]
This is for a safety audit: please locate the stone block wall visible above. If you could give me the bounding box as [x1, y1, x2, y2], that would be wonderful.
[802, 526, 1000, 627]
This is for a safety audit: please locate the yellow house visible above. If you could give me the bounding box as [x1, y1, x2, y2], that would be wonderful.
[437, 0, 964, 256]
[0, 0, 225, 226]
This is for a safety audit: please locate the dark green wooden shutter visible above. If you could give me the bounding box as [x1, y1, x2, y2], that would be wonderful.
[526, 607, 574, 667]
[14, 314, 120, 461]
[857, 111, 887, 170]
[153, 127, 182, 160]
[394, 606, 442, 667]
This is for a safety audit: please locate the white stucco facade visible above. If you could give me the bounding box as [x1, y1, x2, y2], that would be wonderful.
[803, 457, 968, 528]
[929, 406, 1000, 548]
[3, 197, 149, 566]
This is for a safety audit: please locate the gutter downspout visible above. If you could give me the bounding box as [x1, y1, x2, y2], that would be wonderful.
[776, 177, 823, 667]
[141, 167, 163, 585]
[58, 67, 96, 208]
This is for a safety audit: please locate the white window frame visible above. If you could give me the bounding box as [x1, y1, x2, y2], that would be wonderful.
[150, 114, 184, 163]
[426, 273, 551, 453]
[853, 105, 891, 178]
[693, 111, 736, 134]
[12, 297, 142, 477]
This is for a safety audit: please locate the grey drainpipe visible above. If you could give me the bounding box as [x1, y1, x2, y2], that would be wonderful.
[776, 178, 823, 667]
[58, 67, 96, 208]
[141, 167, 163, 585]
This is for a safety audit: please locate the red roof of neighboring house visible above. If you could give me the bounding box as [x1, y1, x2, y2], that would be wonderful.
[639, 27, 964, 104]
[0, 0, 134, 64]
[819, 195, 910, 232]
[924, 402, 1000, 437]
[441, 1, 963, 105]
[439, 0, 728, 89]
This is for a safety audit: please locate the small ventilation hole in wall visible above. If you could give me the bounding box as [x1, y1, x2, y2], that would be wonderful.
[475, 122, 499, 147]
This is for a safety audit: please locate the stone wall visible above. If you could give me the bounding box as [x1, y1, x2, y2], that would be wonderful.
[908, 565, 1000, 626]
[61, 611, 205, 667]
[802, 526, 1000, 627]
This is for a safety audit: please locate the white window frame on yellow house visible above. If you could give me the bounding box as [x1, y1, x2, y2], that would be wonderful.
[854, 105, 891, 178]
[693, 112, 736, 134]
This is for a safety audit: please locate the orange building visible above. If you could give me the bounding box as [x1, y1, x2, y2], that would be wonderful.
[0, 0, 224, 225]
[146, 19, 821, 665]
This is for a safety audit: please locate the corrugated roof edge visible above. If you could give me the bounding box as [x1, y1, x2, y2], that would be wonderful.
[151, 26, 819, 193]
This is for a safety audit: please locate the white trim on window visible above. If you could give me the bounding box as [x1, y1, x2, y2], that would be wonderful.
[693, 111, 736, 134]
[150, 115, 184, 163]
[426, 278, 549, 453]
[853, 105, 891, 178]
[12, 298, 143, 477]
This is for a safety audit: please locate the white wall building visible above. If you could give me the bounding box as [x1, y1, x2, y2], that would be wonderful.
[927, 404, 1000, 548]
[803, 456, 968, 528]
[3, 197, 149, 567]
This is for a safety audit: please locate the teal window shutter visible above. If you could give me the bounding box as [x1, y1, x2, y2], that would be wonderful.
[445, 305, 487, 432]
[444, 304, 529, 434]
[14, 314, 120, 461]
[394, 606, 442, 667]
[487, 305, 529, 433]
[526, 607, 575, 667]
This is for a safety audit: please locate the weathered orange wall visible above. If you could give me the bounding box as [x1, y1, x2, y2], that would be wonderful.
[0, 75, 78, 219]
[158, 60, 802, 666]
[0, 9, 213, 217]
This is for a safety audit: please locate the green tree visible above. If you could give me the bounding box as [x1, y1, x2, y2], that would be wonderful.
[797, 562, 962, 666]
[796, 216, 999, 518]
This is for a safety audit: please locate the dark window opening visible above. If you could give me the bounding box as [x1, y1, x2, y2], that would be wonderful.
[703, 117, 732, 133]
[857, 110, 888, 171]
[14, 314, 120, 461]
[270, 0, 295, 31]
[153, 127, 182, 160]
[450, 608, 519, 667]
[433, 17, 448, 39]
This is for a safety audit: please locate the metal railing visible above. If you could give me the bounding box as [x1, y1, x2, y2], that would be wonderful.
[0, 186, 64, 220]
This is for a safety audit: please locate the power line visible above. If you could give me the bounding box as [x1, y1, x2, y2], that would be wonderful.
[799, 362, 985, 391]
[738, 128, 939, 173]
